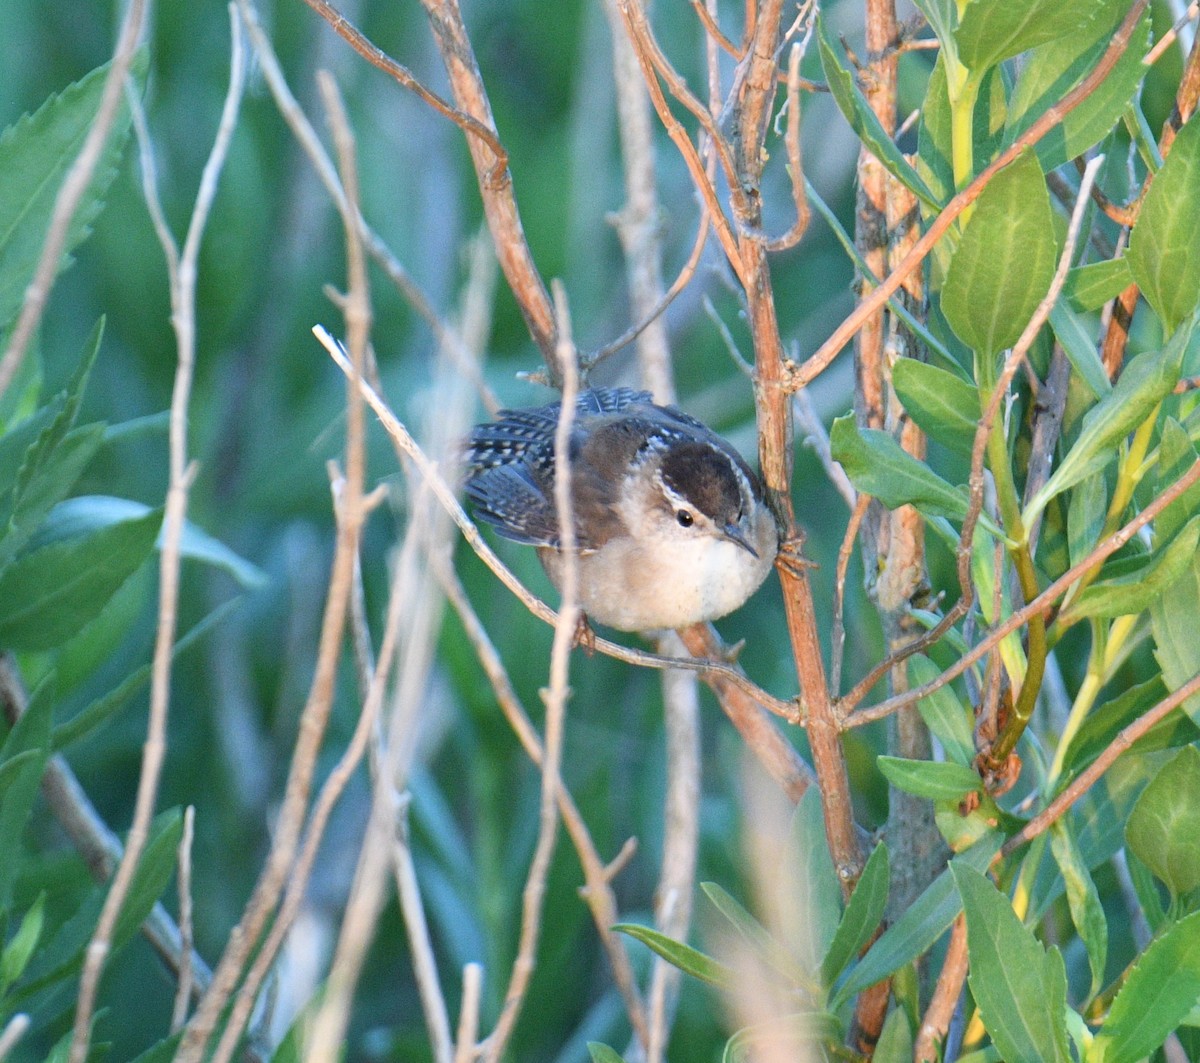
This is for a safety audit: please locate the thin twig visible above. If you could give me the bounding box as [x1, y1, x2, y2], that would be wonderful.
[0, 0, 149, 399]
[1145, 0, 1200, 66]
[432, 553, 651, 1044]
[915, 913, 968, 1062]
[795, 0, 1150, 390]
[762, 43, 811, 253]
[480, 283, 581, 1062]
[0, 657, 214, 1003]
[844, 457, 1200, 727]
[1003, 670, 1200, 854]
[831, 494, 870, 695]
[177, 64, 368, 1063]
[170, 805, 196, 1033]
[793, 389, 856, 508]
[71, 13, 245, 1062]
[453, 964, 484, 1063]
[235, 0, 500, 414]
[0, 1017, 30, 1063]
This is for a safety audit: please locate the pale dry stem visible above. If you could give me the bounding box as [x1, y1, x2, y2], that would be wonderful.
[71, 11, 245, 1062]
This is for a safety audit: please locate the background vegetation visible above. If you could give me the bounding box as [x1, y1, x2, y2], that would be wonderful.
[1, 0, 1200, 1060]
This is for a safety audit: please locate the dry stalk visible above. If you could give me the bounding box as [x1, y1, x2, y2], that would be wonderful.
[0, 0, 149, 399]
[70, 12, 245, 1062]
[479, 284, 581, 1062]
[176, 64, 368, 1063]
[171, 805, 197, 1033]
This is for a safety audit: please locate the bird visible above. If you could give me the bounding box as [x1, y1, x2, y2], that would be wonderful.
[463, 387, 779, 633]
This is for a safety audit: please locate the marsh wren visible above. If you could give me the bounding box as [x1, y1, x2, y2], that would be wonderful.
[464, 387, 778, 633]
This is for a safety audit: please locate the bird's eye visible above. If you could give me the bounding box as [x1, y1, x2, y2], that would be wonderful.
[676, 510, 694, 528]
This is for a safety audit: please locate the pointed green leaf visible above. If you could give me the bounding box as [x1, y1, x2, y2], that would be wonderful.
[1049, 823, 1106, 1001]
[612, 923, 733, 987]
[909, 655, 975, 766]
[1028, 326, 1192, 520]
[817, 17, 939, 210]
[0, 59, 141, 331]
[1067, 472, 1107, 569]
[1049, 302, 1111, 399]
[1155, 418, 1200, 545]
[833, 835, 1001, 1006]
[1129, 115, 1200, 332]
[942, 150, 1058, 356]
[821, 842, 889, 987]
[0, 893, 45, 994]
[891, 359, 980, 457]
[1125, 745, 1200, 897]
[954, 865, 1071, 1063]
[587, 1045, 627, 1063]
[35, 496, 267, 588]
[873, 1006, 915, 1063]
[701, 882, 808, 984]
[1061, 516, 1200, 622]
[111, 806, 183, 951]
[878, 757, 982, 801]
[0, 506, 162, 650]
[129, 1034, 183, 1063]
[1004, 4, 1149, 170]
[955, 0, 1111, 71]
[787, 786, 842, 970]
[830, 415, 974, 523]
[1151, 551, 1200, 721]
[53, 600, 237, 752]
[0, 676, 53, 911]
[1095, 910, 1200, 1063]
[1065, 258, 1135, 315]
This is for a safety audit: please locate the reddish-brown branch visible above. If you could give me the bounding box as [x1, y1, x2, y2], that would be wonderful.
[1003, 669, 1200, 855]
[915, 913, 969, 1061]
[845, 458, 1200, 728]
[795, 0, 1150, 390]
[415, 0, 558, 371]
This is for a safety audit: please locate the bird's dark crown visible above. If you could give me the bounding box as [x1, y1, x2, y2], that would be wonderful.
[658, 440, 750, 522]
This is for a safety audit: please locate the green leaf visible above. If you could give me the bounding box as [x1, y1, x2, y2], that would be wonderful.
[1028, 327, 1192, 521]
[1004, 4, 1149, 171]
[918, 55, 1008, 202]
[873, 1006, 914, 1063]
[1048, 823, 1106, 1001]
[1061, 516, 1200, 622]
[941, 150, 1059, 356]
[0, 676, 53, 912]
[1067, 472, 1107, 569]
[816, 16, 939, 210]
[33, 496, 267, 588]
[111, 806, 184, 951]
[587, 1045, 627, 1063]
[0, 506, 162, 650]
[1094, 910, 1200, 1063]
[954, 865, 1071, 1063]
[1155, 418, 1200, 544]
[833, 835, 1001, 1006]
[830, 415, 975, 523]
[1064, 258, 1135, 315]
[821, 842, 889, 987]
[723, 1013, 843, 1061]
[1125, 745, 1200, 897]
[53, 600, 237, 752]
[955, 0, 1111, 71]
[0, 893, 45, 994]
[1129, 114, 1200, 332]
[788, 787, 843, 970]
[1048, 302, 1111, 400]
[891, 359, 980, 457]
[701, 882, 808, 985]
[1062, 677, 1198, 778]
[1151, 551, 1200, 720]
[878, 757, 982, 801]
[129, 1034, 183, 1063]
[909, 655, 975, 766]
[910, 0, 957, 52]
[0, 58, 140, 332]
[612, 924, 733, 987]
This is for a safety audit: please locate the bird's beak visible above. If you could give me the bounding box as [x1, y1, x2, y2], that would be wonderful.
[721, 522, 759, 558]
